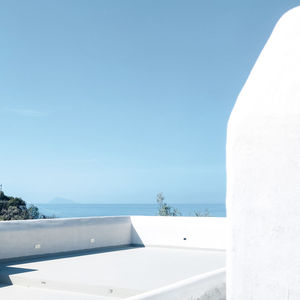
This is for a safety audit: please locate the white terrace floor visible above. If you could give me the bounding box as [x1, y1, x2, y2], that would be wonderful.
[0, 246, 225, 300]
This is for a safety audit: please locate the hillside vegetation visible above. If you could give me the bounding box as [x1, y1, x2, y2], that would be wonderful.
[0, 191, 47, 220]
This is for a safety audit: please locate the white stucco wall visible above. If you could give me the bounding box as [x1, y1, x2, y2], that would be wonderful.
[0, 216, 226, 261]
[0, 217, 132, 260]
[227, 6, 300, 300]
[131, 216, 226, 250]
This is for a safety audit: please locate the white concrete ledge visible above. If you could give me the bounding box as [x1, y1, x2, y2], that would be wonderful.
[0, 216, 132, 261]
[127, 268, 226, 300]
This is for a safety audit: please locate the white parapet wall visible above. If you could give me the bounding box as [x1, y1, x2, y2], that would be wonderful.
[227, 6, 300, 300]
[0, 216, 132, 260]
[0, 216, 226, 261]
[131, 216, 226, 250]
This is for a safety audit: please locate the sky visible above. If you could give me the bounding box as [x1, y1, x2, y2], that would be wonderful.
[0, 0, 299, 204]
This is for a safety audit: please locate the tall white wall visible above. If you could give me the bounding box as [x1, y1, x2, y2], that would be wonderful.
[227, 6, 300, 300]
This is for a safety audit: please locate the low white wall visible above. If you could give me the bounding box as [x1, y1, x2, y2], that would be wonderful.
[131, 216, 226, 250]
[227, 6, 300, 300]
[0, 216, 226, 261]
[0, 217, 132, 260]
[128, 269, 226, 300]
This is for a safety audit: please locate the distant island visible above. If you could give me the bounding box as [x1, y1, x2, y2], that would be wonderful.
[49, 197, 75, 204]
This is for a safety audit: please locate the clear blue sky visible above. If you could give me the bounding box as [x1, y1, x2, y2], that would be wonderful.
[0, 0, 298, 204]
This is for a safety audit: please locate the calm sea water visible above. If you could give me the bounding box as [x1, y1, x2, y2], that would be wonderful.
[36, 203, 226, 218]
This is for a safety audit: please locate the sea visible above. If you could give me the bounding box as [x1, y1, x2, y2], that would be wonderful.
[36, 203, 226, 218]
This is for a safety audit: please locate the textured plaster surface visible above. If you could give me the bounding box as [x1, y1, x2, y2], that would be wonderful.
[227, 6, 300, 300]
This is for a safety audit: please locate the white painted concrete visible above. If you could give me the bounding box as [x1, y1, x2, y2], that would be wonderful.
[0, 284, 113, 300]
[131, 216, 226, 250]
[0, 216, 226, 262]
[0, 216, 226, 299]
[127, 270, 225, 300]
[0, 217, 131, 260]
[227, 6, 300, 300]
[0, 246, 225, 298]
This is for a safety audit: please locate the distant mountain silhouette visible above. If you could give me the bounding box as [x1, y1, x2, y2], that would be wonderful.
[49, 197, 75, 204]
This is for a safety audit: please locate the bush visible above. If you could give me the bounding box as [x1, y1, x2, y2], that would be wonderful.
[0, 191, 52, 221]
[156, 193, 181, 216]
[194, 208, 211, 217]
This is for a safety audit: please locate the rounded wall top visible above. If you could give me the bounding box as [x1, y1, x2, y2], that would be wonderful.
[229, 5, 300, 126]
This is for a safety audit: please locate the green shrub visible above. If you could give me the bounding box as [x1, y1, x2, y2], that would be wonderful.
[156, 193, 181, 216]
[0, 191, 52, 221]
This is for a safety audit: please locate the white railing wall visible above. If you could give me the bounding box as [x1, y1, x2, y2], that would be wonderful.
[131, 216, 226, 250]
[0, 216, 132, 260]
